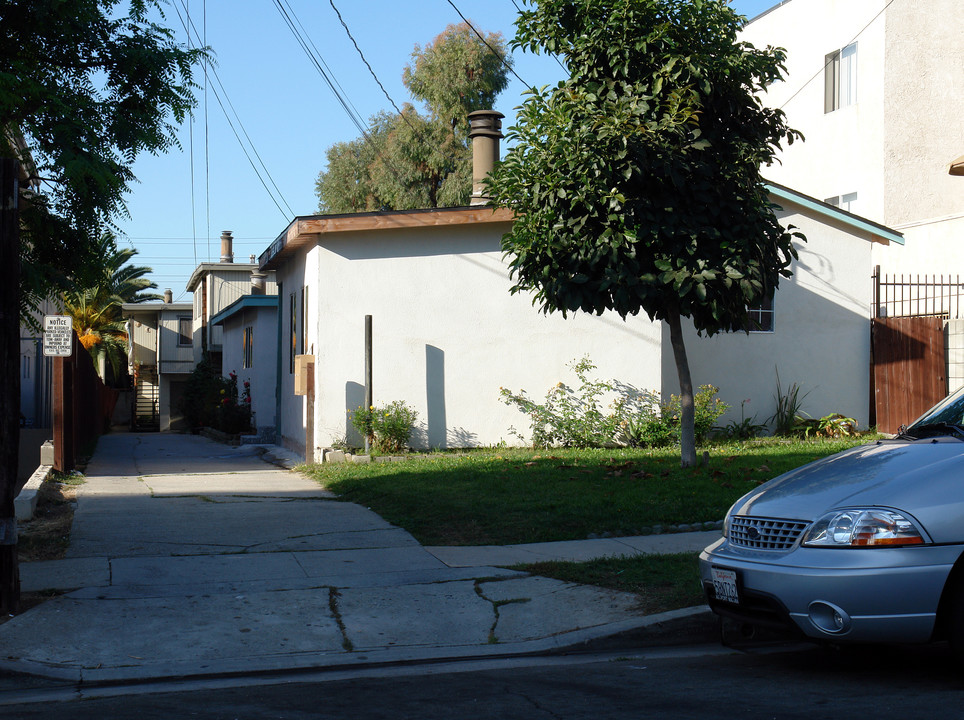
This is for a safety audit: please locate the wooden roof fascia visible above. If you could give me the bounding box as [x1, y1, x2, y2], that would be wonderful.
[765, 181, 904, 246]
[259, 206, 514, 271]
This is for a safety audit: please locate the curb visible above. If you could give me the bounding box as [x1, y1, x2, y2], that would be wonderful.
[15, 465, 53, 522]
[0, 606, 719, 689]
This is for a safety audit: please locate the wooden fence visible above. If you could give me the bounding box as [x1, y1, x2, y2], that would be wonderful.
[53, 331, 118, 472]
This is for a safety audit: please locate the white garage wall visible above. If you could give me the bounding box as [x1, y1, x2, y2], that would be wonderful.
[304, 222, 662, 451]
[663, 201, 876, 430]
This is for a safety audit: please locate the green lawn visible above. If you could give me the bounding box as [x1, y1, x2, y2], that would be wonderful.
[302, 436, 873, 546]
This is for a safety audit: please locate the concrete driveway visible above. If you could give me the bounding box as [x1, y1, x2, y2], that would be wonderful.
[2, 433, 714, 683]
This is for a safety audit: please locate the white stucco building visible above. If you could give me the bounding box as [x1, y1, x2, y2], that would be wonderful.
[211, 294, 280, 439]
[258, 184, 900, 459]
[122, 299, 194, 431]
[186, 230, 277, 373]
[667, 182, 901, 427]
[740, 0, 964, 275]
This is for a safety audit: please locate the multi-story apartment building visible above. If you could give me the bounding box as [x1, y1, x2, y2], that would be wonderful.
[741, 0, 964, 275]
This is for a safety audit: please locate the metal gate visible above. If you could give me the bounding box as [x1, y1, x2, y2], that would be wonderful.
[132, 365, 160, 431]
[872, 317, 947, 433]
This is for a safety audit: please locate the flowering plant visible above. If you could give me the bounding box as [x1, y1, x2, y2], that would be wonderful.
[214, 371, 252, 434]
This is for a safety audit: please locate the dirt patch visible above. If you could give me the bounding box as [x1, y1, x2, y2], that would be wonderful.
[0, 480, 78, 624]
[18, 480, 77, 563]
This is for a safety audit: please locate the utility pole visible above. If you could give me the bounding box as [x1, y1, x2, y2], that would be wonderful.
[0, 158, 22, 613]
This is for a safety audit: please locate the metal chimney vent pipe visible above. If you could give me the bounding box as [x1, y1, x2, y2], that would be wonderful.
[468, 110, 504, 206]
[220, 230, 234, 263]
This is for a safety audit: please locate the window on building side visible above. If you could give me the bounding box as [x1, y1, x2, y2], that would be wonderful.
[177, 316, 192, 346]
[242, 326, 253, 369]
[289, 293, 297, 374]
[22, 355, 30, 380]
[300, 286, 308, 355]
[825, 42, 857, 113]
[824, 192, 858, 213]
[747, 294, 775, 333]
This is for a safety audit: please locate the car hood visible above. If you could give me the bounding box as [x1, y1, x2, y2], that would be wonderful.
[731, 439, 964, 542]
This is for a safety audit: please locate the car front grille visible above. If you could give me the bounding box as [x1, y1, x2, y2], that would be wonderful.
[729, 516, 809, 550]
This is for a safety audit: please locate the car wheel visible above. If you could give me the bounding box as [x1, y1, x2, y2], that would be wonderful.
[946, 572, 964, 664]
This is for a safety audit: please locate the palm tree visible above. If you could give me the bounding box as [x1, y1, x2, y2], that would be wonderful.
[63, 234, 161, 381]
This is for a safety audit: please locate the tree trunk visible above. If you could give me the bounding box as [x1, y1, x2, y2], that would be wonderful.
[0, 158, 21, 614]
[666, 303, 697, 468]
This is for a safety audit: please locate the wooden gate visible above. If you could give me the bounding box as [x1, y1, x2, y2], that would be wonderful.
[872, 317, 947, 433]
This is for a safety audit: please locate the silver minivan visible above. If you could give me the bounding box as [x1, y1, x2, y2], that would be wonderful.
[700, 385, 964, 654]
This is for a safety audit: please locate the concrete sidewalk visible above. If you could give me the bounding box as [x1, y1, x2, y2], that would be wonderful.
[3, 433, 720, 684]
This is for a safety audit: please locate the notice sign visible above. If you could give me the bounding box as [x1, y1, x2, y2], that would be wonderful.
[43, 315, 73, 357]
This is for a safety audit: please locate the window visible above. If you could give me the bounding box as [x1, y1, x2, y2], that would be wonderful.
[824, 192, 858, 213]
[22, 355, 30, 380]
[747, 294, 774, 333]
[824, 42, 857, 113]
[300, 286, 308, 356]
[177, 316, 192, 346]
[242, 326, 253, 369]
[289, 292, 297, 374]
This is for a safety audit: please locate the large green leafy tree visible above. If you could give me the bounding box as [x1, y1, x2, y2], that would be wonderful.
[487, 0, 803, 467]
[316, 22, 511, 213]
[0, 0, 205, 612]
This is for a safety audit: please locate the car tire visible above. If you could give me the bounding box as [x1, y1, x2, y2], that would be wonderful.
[946, 572, 964, 664]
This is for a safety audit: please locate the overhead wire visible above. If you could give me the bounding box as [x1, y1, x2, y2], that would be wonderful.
[272, 0, 417, 199]
[172, 0, 295, 221]
[508, 0, 568, 74]
[446, 0, 530, 87]
[777, 0, 898, 110]
[185, 0, 197, 268]
[328, 0, 440, 161]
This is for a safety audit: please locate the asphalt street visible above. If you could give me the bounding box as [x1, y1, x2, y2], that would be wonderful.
[2, 641, 963, 719]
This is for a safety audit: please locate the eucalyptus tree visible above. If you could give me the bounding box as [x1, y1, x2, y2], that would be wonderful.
[316, 22, 511, 213]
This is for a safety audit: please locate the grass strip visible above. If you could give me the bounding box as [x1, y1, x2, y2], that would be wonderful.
[303, 437, 872, 546]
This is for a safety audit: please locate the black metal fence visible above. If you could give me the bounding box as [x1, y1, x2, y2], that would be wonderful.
[873, 265, 964, 320]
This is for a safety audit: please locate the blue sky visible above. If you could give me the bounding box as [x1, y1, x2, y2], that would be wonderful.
[117, 0, 780, 299]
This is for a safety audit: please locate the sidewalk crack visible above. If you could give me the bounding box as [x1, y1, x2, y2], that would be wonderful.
[328, 587, 354, 652]
[474, 580, 531, 644]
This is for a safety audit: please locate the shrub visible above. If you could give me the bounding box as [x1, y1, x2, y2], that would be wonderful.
[622, 410, 677, 448]
[216, 372, 253, 435]
[178, 357, 252, 434]
[499, 357, 640, 448]
[714, 399, 768, 440]
[659, 385, 730, 444]
[500, 358, 727, 449]
[769, 369, 810, 436]
[793, 413, 857, 439]
[351, 400, 418, 454]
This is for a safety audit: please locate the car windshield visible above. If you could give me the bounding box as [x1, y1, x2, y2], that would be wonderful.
[905, 386, 964, 439]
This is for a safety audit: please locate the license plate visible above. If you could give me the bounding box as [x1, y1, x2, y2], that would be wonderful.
[712, 567, 740, 605]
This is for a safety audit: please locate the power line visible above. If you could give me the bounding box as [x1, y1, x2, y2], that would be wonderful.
[172, 0, 296, 221]
[328, 0, 411, 122]
[328, 0, 437, 149]
[446, 0, 529, 87]
[272, 0, 370, 141]
[508, 0, 568, 74]
[272, 0, 418, 199]
[778, 0, 897, 110]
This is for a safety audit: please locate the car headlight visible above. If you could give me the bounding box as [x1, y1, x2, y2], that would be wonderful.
[802, 509, 926, 547]
[722, 501, 739, 539]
